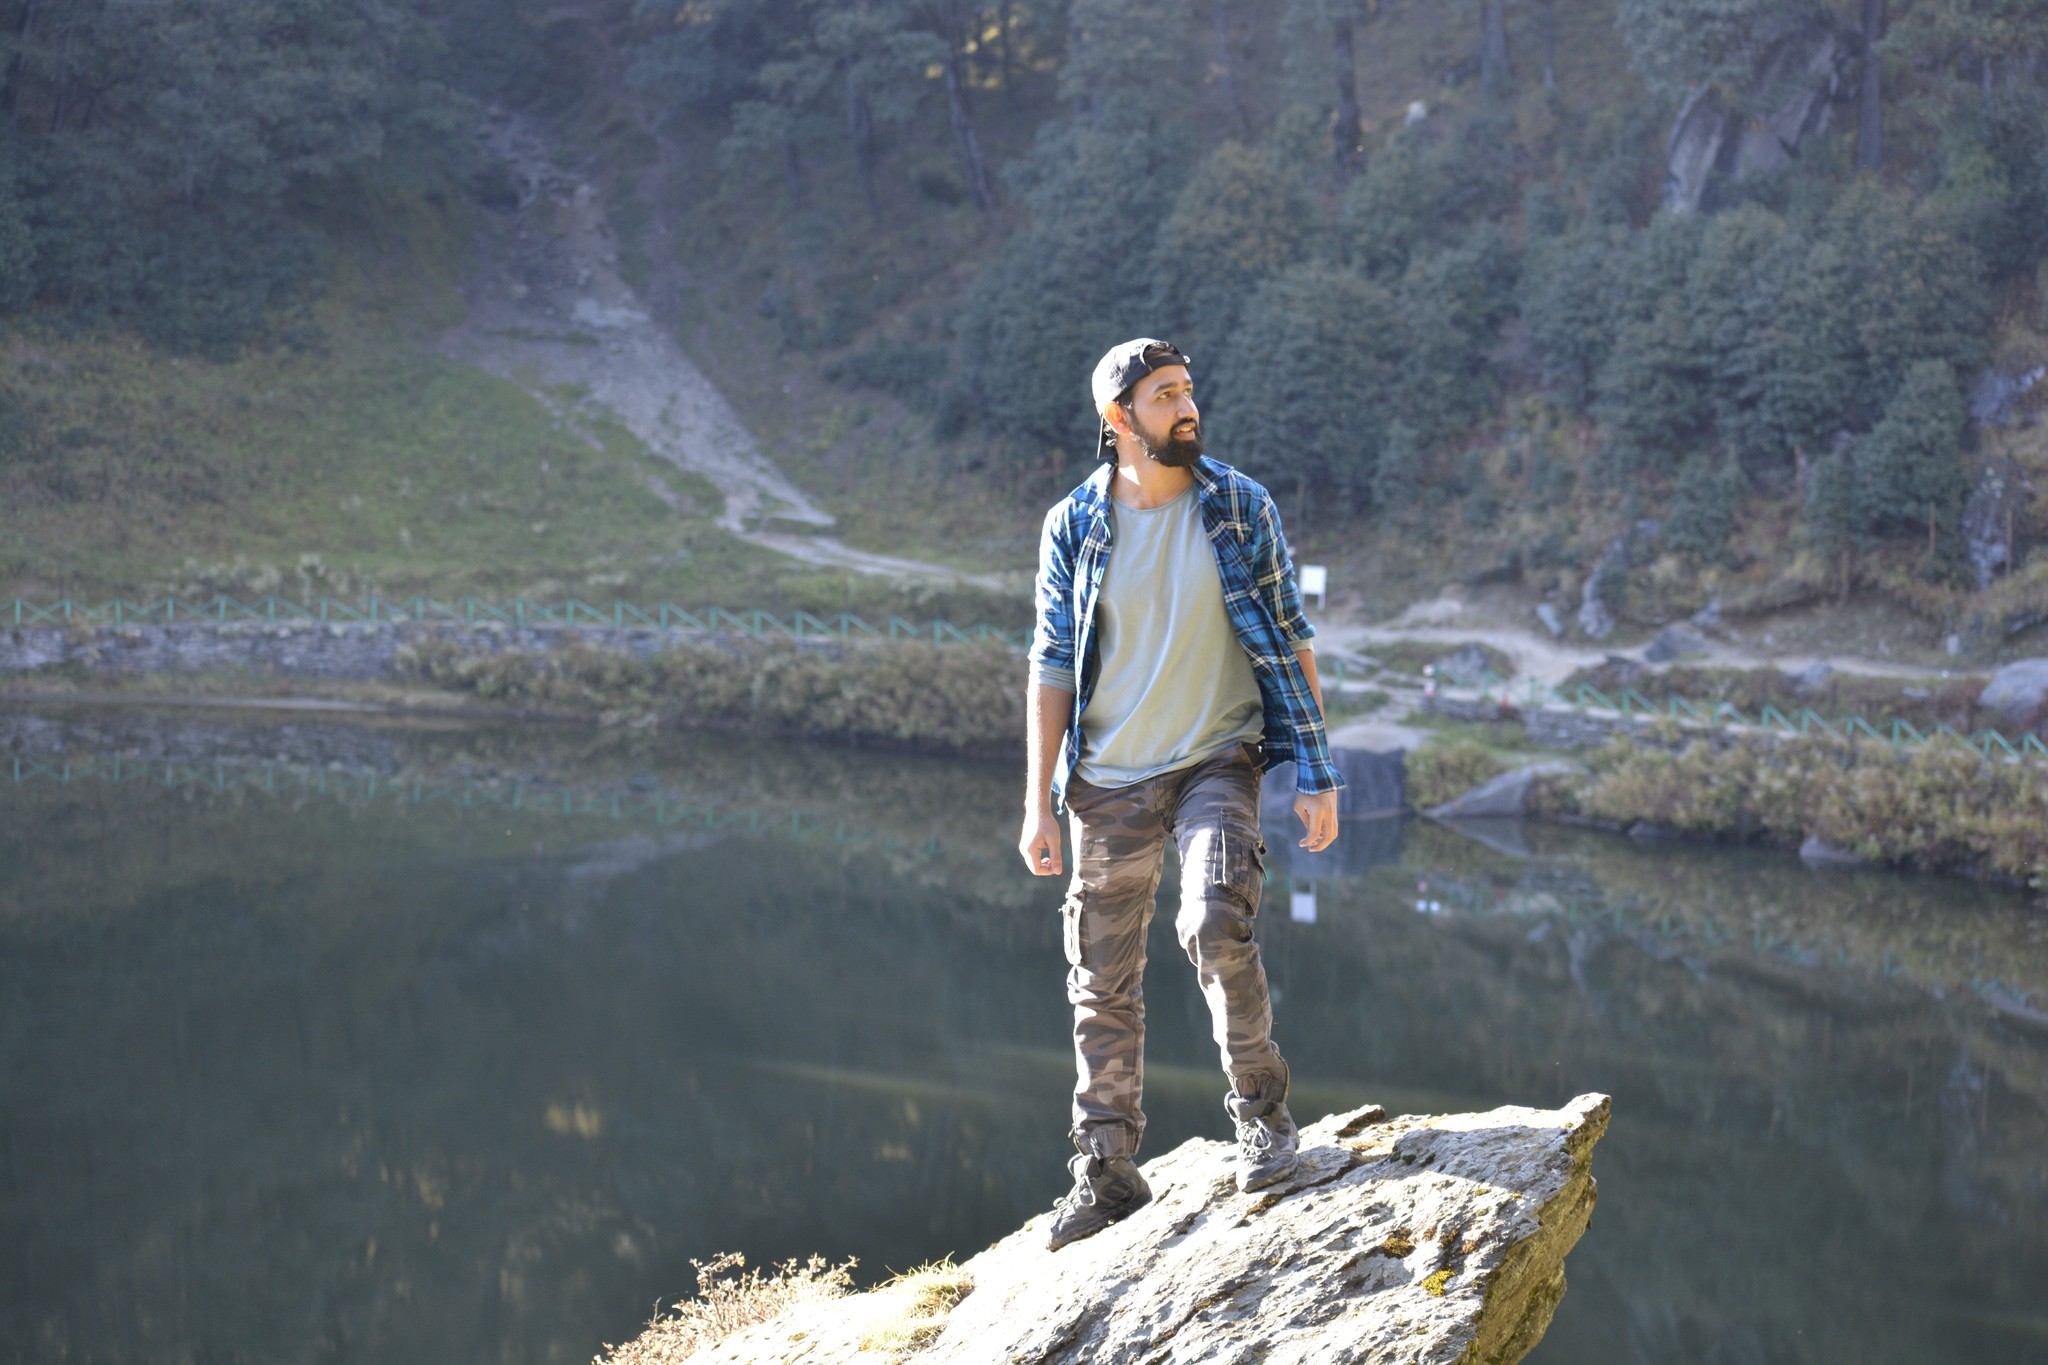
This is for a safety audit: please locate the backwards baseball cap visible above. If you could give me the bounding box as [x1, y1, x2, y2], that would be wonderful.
[1090, 337, 1191, 459]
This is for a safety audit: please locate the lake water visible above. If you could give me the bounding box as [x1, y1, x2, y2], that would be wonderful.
[2, 709, 2044, 1363]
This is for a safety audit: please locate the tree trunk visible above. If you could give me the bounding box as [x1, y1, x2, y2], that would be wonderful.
[1067, 7, 1089, 119]
[1480, 0, 1511, 96]
[1212, 0, 1252, 135]
[1539, 0, 1557, 91]
[996, 0, 1014, 93]
[1, 0, 36, 122]
[1855, 0, 1884, 173]
[942, 49, 996, 218]
[1332, 18, 1362, 168]
[784, 136, 806, 213]
[847, 79, 878, 221]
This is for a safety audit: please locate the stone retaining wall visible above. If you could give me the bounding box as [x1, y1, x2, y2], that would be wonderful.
[1425, 695, 1646, 750]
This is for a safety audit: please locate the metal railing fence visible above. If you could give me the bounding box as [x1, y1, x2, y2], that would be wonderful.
[4, 597, 1028, 647]
[1429, 660, 2048, 760]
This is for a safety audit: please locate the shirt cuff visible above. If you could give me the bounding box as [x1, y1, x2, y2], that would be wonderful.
[1030, 661, 1077, 693]
[1292, 736, 1344, 795]
[1284, 623, 1317, 650]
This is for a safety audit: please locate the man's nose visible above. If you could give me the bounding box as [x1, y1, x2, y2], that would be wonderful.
[1175, 394, 1199, 422]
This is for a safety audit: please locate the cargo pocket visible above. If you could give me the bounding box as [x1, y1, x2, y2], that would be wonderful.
[1061, 891, 1086, 966]
[1208, 822, 1266, 919]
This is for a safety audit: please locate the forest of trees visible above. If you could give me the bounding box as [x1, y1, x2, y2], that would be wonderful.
[625, 0, 2048, 587]
[4, 0, 2047, 592]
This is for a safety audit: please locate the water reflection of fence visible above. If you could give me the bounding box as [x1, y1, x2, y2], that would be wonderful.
[3, 754, 953, 855]
[5, 597, 1028, 647]
[1433, 663, 2048, 760]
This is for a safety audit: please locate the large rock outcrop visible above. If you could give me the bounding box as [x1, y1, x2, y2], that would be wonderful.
[693, 1094, 1611, 1365]
[1662, 28, 1849, 213]
[1427, 762, 1581, 821]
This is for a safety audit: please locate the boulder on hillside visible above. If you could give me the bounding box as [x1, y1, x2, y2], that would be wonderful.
[686, 1095, 1612, 1365]
[1978, 658, 2048, 725]
[1643, 624, 1709, 663]
[1439, 643, 1496, 681]
[1781, 661, 1833, 697]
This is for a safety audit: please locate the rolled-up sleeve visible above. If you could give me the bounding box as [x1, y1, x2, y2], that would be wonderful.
[1253, 495, 1316, 651]
[1028, 504, 1078, 694]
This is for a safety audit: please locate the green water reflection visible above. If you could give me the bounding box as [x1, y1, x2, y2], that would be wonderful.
[0, 715, 2044, 1363]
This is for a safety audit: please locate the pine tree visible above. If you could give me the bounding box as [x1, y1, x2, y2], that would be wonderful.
[1520, 222, 1631, 409]
[1755, 236, 1863, 464]
[953, 122, 1196, 458]
[1662, 454, 1742, 564]
[1804, 449, 1861, 596]
[1595, 293, 1712, 471]
[1855, 359, 1969, 545]
[1151, 143, 1314, 359]
[1683, 204, 1793, 463]
[1213, 261, 1403, 513]
[1372, 419, 1424, 519]
[1837, 184, 1991, 419]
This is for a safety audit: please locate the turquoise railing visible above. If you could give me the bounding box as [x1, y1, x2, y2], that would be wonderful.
[4, 597, 1027, 647]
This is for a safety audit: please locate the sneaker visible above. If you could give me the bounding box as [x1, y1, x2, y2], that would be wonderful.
[1227, 1072, 1300, 1193]
[1046, 1152, 1152, 1251]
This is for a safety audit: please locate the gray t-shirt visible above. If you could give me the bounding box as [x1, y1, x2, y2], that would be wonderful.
[1074, 486, 1264, 788]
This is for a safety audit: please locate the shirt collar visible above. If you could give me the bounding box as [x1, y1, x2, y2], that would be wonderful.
[1084, 455, 1224, 507]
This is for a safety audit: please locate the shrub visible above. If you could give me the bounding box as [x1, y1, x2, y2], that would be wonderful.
[1407, 739, 1507, 809]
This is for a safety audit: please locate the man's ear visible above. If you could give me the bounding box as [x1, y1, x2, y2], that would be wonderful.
[1102, 402, 1128, 439]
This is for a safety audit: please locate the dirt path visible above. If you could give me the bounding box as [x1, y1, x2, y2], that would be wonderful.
[1316, 594, 1974, 687]
[1314, 593, 1984, 753]
[440, 112, 999, 589]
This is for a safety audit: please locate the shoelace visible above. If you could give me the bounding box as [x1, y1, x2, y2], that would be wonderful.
[1053, 1178, 1100, 1215]
[1236, 1117, 1275, 1155]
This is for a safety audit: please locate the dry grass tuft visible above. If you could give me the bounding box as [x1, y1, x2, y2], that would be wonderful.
[855, 1260, 976, 1357]
[594, 1252, 857, 1365]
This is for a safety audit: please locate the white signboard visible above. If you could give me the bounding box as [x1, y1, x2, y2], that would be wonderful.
[1299, 563, 1328, 610]
[1290, 884, 1318, 924]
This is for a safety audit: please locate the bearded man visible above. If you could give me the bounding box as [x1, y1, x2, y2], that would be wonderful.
[1020, 338, 1343, 1250]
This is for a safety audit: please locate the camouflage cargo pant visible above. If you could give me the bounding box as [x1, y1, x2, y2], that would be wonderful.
[1061, 740, 1285, 1159]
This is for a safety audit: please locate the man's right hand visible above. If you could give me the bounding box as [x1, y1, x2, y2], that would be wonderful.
[1019, 808, 1064, 877]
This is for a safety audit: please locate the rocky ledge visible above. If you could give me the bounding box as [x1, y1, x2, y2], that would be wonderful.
[694, 1093, 1610, 1365]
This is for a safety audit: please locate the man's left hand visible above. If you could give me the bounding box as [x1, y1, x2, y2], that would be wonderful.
[1293, 789, 1338, 852]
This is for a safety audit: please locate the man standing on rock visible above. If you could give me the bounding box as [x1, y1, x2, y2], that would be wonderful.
[1020, 338, 1343, 1250]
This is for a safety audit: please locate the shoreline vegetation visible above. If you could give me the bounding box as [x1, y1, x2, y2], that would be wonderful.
[1549, 728, 2048, 887]
[6, 637, 2045, 891]
[395, 636, 1026, 755]
[1420, 724, 2048, 889]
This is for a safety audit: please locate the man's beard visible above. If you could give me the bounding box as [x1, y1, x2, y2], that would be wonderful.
[1135, 417, 1204, 468]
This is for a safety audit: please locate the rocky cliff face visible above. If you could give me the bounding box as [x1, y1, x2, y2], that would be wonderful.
[692, 1094, 1611, 1365]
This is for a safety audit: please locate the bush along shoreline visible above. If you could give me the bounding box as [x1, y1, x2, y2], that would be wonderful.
[1517, 726, 2048, 889]
[396, 636, 1026, 756]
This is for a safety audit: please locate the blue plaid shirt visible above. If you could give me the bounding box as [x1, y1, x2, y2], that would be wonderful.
[1029, 456, 1343, 813]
